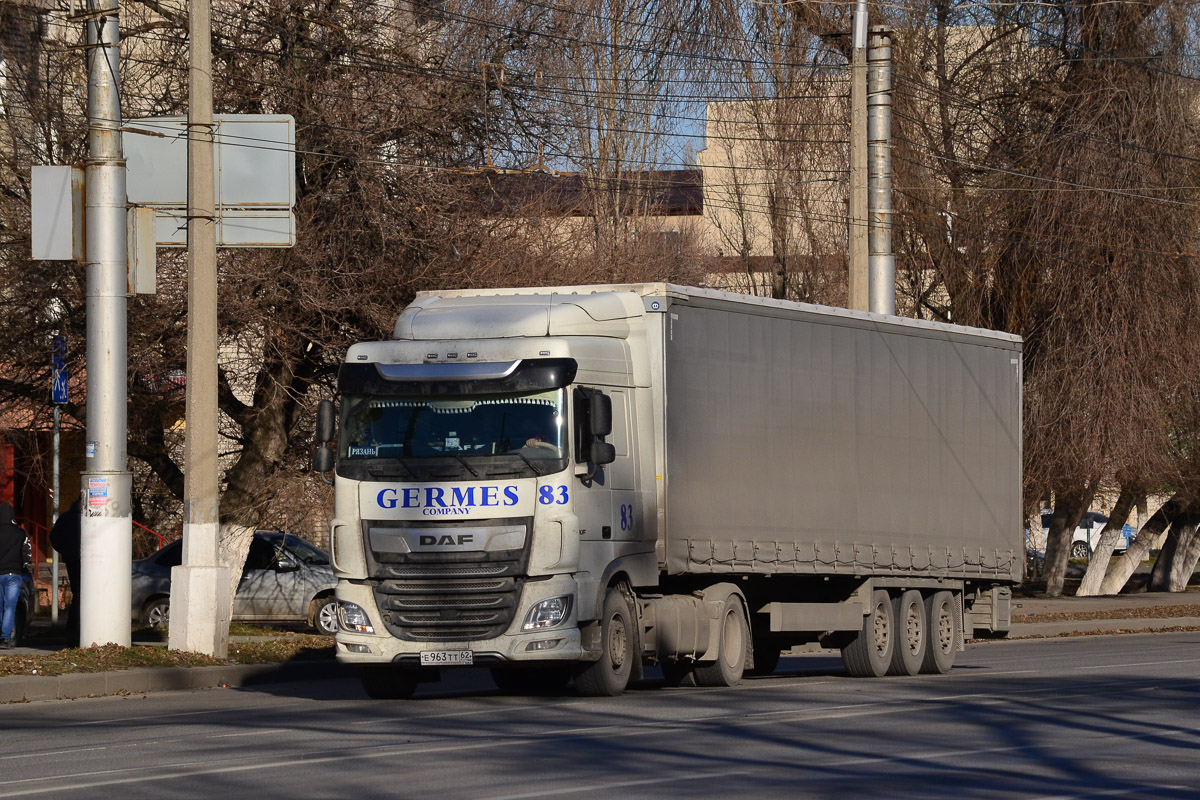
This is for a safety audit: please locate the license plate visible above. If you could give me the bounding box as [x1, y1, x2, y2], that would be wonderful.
[420, 650, 473, 666]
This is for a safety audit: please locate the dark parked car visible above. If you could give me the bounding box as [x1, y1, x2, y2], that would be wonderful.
[131, 531, 338, 635]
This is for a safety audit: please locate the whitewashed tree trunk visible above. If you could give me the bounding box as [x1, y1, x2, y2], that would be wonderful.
[1099, 497, 1181, 595]
[1077, 487, 1139, 596]
[1168, 523, 1200, 592]
[218, 524, 255, 621]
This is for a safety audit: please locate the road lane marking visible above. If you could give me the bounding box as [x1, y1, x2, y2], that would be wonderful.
[479, 771, 749, 800]
[1030, 787, 1190, 800]
[348, 700, 590, 726]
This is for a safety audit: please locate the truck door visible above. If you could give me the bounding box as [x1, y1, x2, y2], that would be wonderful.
[573, 387, 638, 557]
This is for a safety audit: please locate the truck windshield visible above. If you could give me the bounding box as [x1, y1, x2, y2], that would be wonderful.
[339, 389, 567, 463]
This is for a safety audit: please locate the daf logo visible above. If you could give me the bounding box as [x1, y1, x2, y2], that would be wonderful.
[419, 534, 475, 547]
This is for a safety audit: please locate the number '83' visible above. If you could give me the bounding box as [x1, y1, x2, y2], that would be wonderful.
[538, 485, 569, 505]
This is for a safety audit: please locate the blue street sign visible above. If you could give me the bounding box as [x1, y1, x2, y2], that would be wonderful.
[51, 335, 68, 404]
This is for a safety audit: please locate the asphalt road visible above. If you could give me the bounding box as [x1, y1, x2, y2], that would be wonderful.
[2, 633, 1199, 799]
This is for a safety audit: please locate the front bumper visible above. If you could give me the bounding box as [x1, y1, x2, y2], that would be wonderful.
[334, 574, 584, 666]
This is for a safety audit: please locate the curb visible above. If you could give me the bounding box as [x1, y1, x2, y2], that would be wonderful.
[1009, 616, 1200, 638]
[0, 659, 345, 703]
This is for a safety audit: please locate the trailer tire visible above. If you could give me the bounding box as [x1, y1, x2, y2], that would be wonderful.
[921, 590, 960, 674]
[359, 666, 420, 700]
[888, 590, 927, 676]
[841, 589, 895, 678]
[574, 586, 635, 697]
[694, 596, 748, 687]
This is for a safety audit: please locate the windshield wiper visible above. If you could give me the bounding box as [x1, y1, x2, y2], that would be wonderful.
[510, 450, 544, 476]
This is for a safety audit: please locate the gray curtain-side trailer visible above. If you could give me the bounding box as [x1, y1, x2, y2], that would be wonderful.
[639, 285, 1022, 677]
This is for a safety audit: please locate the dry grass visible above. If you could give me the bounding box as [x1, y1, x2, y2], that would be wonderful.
[0, 633, 333, 678]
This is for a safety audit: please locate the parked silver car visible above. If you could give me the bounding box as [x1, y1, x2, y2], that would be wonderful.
[1040, 509, 1131, 560]
[131, 531, 339, 635]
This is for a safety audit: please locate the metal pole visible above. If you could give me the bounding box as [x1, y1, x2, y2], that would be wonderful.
[51, 405, 59, 625]
[169, 0, 230, 658]
[80, 0, 132, 648]
[847, 0, 869, 312]
[868, 28, 895, 316]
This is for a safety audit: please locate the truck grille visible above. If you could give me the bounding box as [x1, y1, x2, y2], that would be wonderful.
[373, 575, 521, 642]
[363, 517, 532, 642]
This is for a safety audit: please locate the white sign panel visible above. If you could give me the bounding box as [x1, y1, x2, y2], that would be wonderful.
[125, 114, 296, 247]
[31, 165, 84, 261]
[125, 114, 296, 208]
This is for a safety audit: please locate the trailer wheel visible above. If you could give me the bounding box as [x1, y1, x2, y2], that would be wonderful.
[694, 596, 748, 687]
[888, 590, 926, 676]
[841, 589, 895, 678]
[575, 586, 635, 697]
[359, 666, 420, 700]
[921, 590, 960, 674]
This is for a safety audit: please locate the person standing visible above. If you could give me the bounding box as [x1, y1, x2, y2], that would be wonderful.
[49, 498, 82, 647]
[0, 502, 32, 649]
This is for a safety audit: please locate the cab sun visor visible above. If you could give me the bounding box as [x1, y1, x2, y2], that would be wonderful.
[339, 357, 578, 396]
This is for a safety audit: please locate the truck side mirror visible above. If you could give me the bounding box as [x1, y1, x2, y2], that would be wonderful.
[590, 440, 616, 466]
[316, 399, 337, 443]
[589, 392, 612, 437]
[313, 445, 334, 475]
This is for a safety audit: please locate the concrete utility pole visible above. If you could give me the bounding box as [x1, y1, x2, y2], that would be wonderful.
[169, 0, 231, 658]
[847, 0, 869, 312]
[80, 0, 132, 648]
[867, 28, 895, 316]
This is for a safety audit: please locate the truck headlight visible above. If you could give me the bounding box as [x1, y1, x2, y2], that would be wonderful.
[522, 595, 573, 631]
[338, 602, 375, 634]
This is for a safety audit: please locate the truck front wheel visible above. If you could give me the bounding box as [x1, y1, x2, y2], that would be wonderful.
[841, 589, 895, 678]
[575, 586, 635, 697]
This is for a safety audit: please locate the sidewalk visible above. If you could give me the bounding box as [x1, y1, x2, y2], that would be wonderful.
[0, 627, 344, 704]
[3, 590, 1199, 703]
[1008, 589, 1200, 638]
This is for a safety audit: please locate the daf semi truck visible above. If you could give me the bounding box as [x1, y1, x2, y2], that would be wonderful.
[312, 283, 1023, 698]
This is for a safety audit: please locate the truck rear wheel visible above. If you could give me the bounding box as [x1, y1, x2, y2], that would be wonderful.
[888, 590, 927, 676]
[575, 586, 635, 697]
[359, 666, 420, 700]
[921, 590, 960, 674]
[694, 595, 748, 687]
[841, 589, 895, 678]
